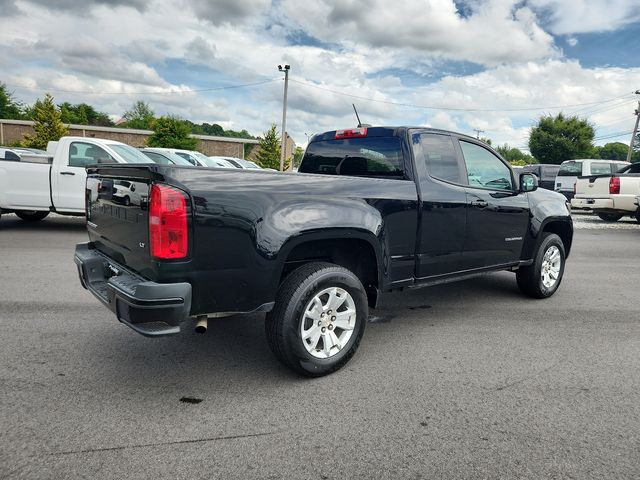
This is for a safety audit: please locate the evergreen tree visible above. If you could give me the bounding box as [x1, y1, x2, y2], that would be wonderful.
[255, 124, 282, 170]
[22, 94, 69, 149]
[0, 83, 25, 120]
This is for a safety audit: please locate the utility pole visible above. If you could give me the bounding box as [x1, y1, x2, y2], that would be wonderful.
[473, 129, 484, 139]
[278, 64, 290, 172]
[626, 91, 640, 163]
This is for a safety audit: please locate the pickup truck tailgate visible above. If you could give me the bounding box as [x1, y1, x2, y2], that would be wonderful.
[86, 166, 156, 278]
[574, 175, 611, 198]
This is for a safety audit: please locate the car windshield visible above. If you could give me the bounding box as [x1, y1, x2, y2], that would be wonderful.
[193, 152, 213, 164]
[110, 144, 154, 163]
[238, 159, 261, 169]
[224, 158, 243, 168]
[558, 161, 583, 176]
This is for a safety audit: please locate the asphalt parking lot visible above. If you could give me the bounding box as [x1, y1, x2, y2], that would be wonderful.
[1, 213, 639, 479]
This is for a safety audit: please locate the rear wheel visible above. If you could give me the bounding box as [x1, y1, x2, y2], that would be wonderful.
[265, 262, 368, 377]
[15, 211, 49, 222]
[517, 233, 566, 299]
[596, 212, 623, 222]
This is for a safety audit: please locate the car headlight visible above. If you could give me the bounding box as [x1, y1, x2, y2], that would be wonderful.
[566, 201, 572, 213]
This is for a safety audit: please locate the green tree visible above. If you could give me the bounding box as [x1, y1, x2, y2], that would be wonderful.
[595, 142, 629, 161]
[495, 144, 536, 164]
[59, 102, 113, 126]
[22, 94, 69, 149]
[528, 113, 595, 164]
[292, 146, 304, 169]
[255, 123, 282, 170]
[147, 116, 198, 150]
[121, 100, 155, 129]
[0, 83, 26, 120]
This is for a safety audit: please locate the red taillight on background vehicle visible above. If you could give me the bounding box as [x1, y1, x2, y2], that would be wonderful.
[609, 176, 620, 195]
[335, 127, 367, 139]
[149, 184, 188, 259]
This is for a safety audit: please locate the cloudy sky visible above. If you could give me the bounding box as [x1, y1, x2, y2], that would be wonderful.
[1, 0, 640, 149]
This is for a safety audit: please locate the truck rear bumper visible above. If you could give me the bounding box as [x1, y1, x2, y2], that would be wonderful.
[572, 195, 638, 212]
[571, 197, 613, 210]
[74, 242, 192, 337]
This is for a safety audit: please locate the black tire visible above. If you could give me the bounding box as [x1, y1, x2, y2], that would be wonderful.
[516, 233, 566, 299]
[123, 196, 131, 206]
[596, 212, 623, 222]
[265, 262, 368, 377]
[15, 211, 50, 222]
[635, 210, 640, 224]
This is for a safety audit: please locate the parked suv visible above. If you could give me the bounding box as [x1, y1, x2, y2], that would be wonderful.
[555, 159, 629, 200]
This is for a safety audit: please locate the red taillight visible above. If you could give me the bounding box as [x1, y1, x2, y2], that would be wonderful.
[609, 176, 620, 195]
[335, 127, 367, 139]
[149, 184, 188, 259]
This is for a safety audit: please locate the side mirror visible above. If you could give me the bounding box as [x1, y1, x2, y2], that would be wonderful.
[520, 173, 538, 192]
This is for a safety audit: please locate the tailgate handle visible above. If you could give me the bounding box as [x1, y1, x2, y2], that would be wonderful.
[60, 171, 76, 176]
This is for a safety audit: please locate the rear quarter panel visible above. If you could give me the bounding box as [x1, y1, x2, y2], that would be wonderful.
[162, 168, 419, 315]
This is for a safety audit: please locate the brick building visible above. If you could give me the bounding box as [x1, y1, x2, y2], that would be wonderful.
[0, 119, 295, 160]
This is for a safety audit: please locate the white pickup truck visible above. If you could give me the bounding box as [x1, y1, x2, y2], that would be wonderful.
[0, 136, 151, 222]
[571, 162, 640, 222]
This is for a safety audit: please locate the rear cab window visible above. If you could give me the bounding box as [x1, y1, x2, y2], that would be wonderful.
[558, 161, 583, 176]
[589, 162, 613, 175]
[300, 136, 405, 179]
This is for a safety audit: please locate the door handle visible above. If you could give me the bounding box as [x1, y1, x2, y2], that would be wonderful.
[60, 171, 76, 176]
[471, 199, 488, 208]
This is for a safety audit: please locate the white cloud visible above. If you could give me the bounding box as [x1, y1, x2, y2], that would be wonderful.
[280, 0, 558, 66]
[529, 0, 640, 34]
[0, 0, 638, 151]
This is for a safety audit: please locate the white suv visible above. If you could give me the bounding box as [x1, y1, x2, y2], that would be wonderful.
[555, 159, 629, 200]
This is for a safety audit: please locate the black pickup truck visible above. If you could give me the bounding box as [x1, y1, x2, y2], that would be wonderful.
[75, 126, 573, 376]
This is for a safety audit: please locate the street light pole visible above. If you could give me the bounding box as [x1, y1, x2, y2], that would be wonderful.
[278, 64, 290, 172]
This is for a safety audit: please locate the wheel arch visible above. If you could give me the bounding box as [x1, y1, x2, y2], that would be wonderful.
[275, 229, 383, 308]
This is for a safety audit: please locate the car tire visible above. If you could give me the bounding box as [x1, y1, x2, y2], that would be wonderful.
[124, 196, 131, 206]
[15, 211, 50, 222]
[265, 262, 368, 377]
[596, 212, 623, 222]
[516, 233, 566, 299]
[635, 210, 640, 224]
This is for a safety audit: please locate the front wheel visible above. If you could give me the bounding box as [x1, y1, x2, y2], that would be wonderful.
[15, 211, 50, 222]
[597, 212, 623, 222]
[517, 233, 566, 299]
[265, 262, 368, 377]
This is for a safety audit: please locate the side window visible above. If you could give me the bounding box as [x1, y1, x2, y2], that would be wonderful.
[420, 134, 462, 183]
[69, 142, 115, 167]
[459, 141, 513, 191]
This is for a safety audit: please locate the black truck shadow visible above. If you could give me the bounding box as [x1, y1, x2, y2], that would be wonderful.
[86, 272, 530, 395]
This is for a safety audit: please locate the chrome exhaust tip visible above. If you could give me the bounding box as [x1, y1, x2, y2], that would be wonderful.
[195, 316, 208, 334]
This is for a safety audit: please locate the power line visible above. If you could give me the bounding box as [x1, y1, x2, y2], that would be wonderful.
[289, 79, 635, 113]
[594, 130, 633, 141]
[2, 79, 279, 96]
